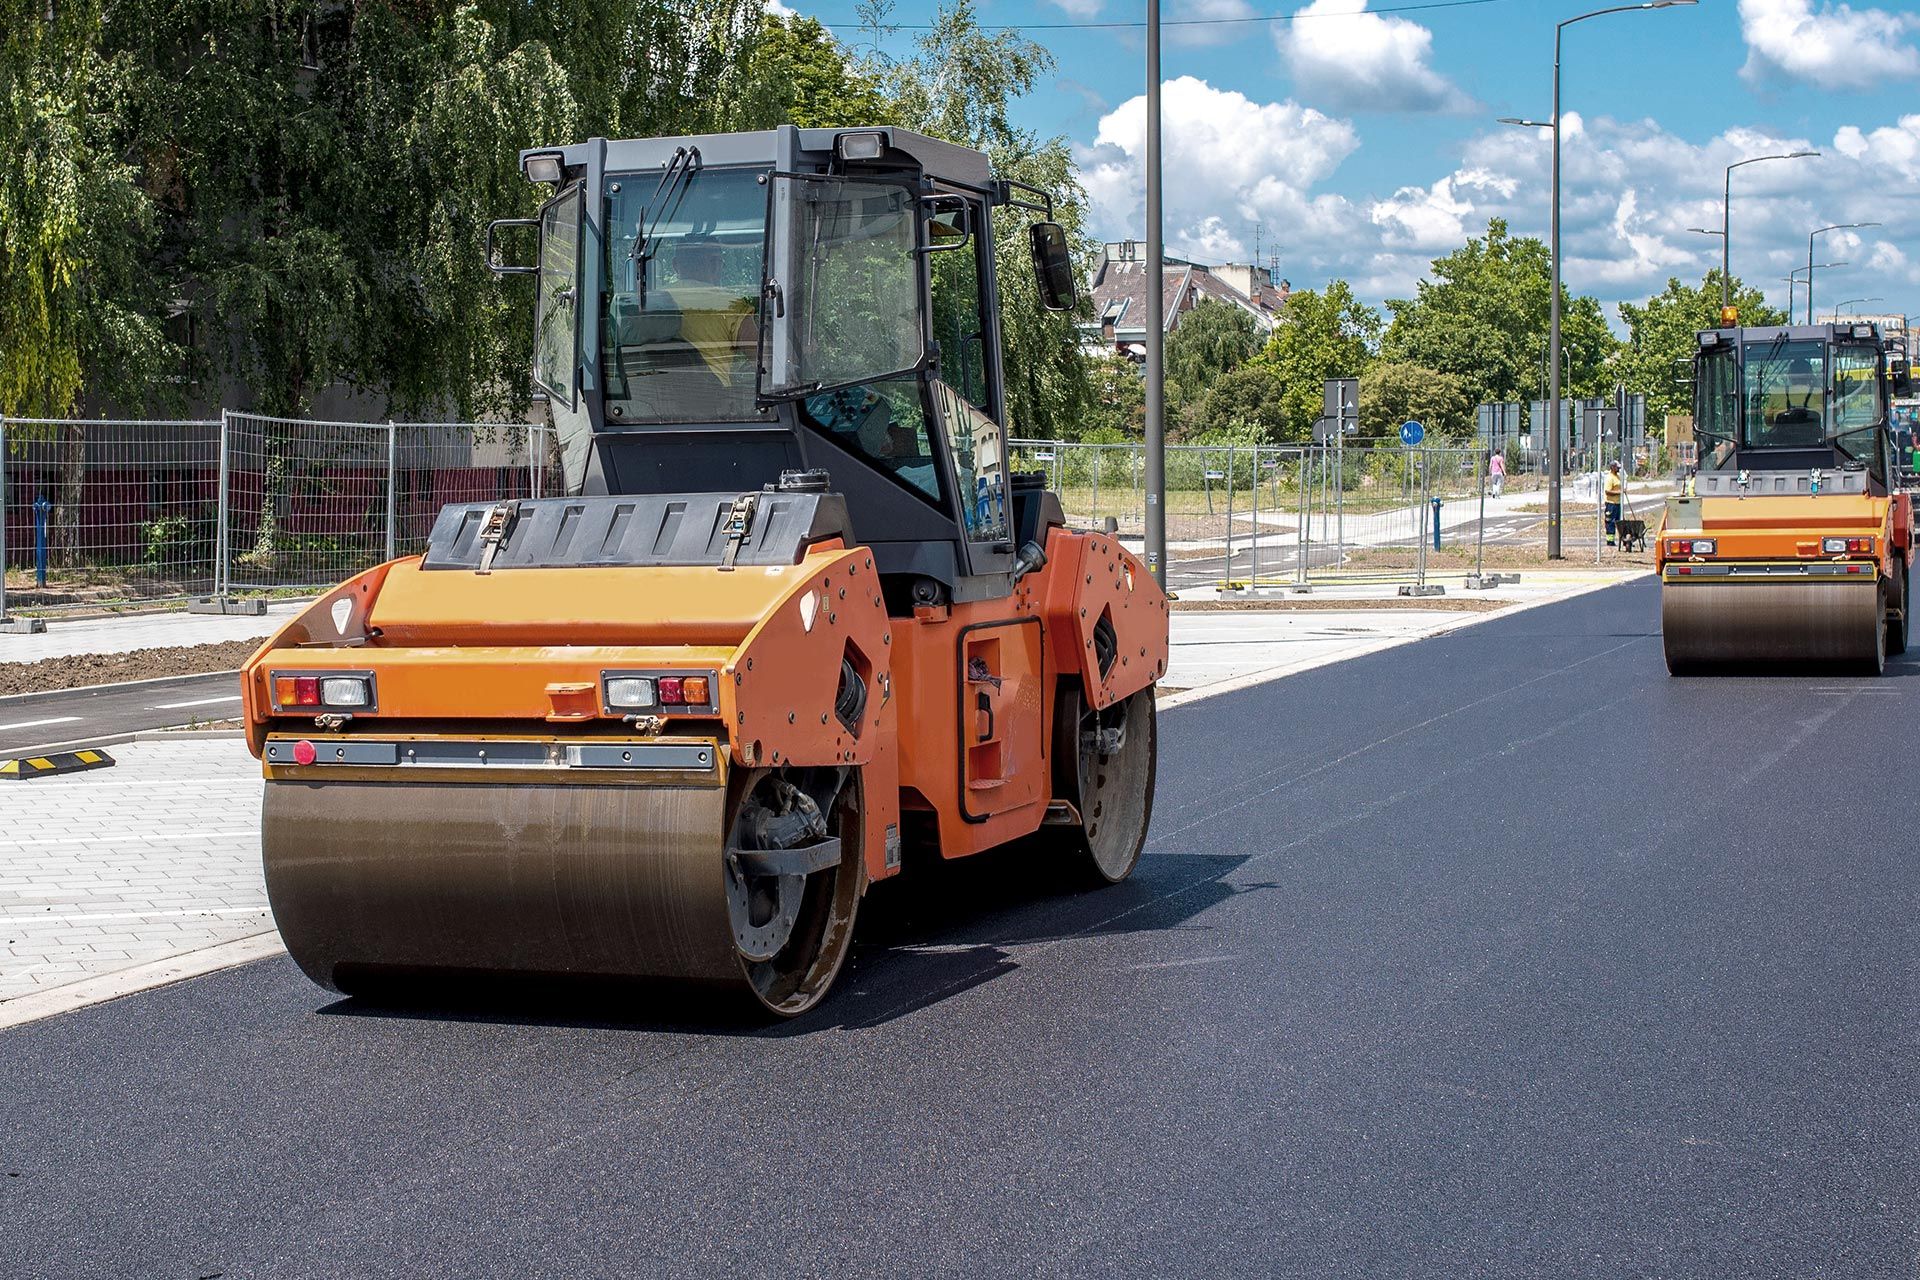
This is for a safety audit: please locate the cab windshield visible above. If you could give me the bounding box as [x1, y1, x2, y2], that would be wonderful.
[1736, 337, 1882, 460]
[602, 167, 767, 423]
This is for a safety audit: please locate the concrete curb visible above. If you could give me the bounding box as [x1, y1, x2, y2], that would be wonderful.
[132, 728, 247, 742]
[0, 668, 243, 704]
[1158, 572, 1646, 712]
[0, 931, 284, 1031]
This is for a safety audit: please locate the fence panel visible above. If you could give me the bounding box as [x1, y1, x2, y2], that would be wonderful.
[391, 421, 555, 557]
[1, 417, 222, 614]
[224, 413, 393, 594]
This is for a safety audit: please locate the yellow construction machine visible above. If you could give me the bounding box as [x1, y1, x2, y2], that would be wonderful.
[238, 127, 1169, 1015]
[1660, 320, 1914, 673]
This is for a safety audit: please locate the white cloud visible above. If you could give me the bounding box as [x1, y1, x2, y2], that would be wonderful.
[1739, 0, 1920, 90]
[1046, 0, 1105, 17]
[1277, 0, 1474, 115]
[1076, 86, 1920, 330]
[1079, 76, 1364, 259]
[763, 0, 798, 15]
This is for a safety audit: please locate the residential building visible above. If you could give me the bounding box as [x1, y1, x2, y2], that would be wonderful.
[1082, 241, 1290, 360]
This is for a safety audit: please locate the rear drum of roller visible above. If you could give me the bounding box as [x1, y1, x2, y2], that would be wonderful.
[1662, 579, 1883, 674]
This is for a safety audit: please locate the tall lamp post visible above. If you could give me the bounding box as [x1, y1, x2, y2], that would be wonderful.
[1807, 222, 1878, 324]
[1828, 297, 1883, 322]
[1719, 150, 1820, 309]
[1142, 0, 1166, 588]
[1781, 262, 1847, 323]
[1496, 0, 1696, 559]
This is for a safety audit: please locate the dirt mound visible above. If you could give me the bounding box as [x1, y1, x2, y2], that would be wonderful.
[0, 639, 263, 698]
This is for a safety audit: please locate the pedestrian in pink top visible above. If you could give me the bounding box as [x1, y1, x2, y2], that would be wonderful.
[1488, 451, 1506, 498]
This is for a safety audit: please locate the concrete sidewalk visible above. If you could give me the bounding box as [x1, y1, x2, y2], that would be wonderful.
[0, 600, 305, 664]
[0, 569, 1644, 1027]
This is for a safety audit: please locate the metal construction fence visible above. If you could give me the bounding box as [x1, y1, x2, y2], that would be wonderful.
[1010, 438, 1503, 592]
[1, 413, 553, 618]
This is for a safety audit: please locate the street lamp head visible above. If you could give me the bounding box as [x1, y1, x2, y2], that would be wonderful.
[1648, 1, 1699, 7]
[1686, 227, 1724, 237]
[1498, 117, 1552, 129]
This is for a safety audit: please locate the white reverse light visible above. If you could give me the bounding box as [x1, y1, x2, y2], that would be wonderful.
[605, 677, 656, 709]
[320, 676, 371, 707]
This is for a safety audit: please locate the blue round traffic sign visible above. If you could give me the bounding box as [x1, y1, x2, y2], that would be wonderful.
[1399, 419, 1425, 448]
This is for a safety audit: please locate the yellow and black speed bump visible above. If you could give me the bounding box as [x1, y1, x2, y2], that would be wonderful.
[0, 748, 115, 780]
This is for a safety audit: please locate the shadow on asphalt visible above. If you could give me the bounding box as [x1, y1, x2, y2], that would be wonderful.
[313, 845, 1254, 1038]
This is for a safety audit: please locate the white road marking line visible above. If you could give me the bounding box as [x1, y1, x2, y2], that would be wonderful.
[148, 695, 241, 710]
[0, 716, 82, 733]
[0, 906, 268, 927]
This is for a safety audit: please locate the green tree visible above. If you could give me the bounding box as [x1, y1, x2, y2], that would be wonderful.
[1086, 352, 1144, 439]
[879, 0, 1092, 439]
[1359, 362, 1473, 441]
[740, 15, 892, 129]
[1257, 280, 1381, 442]
[1185, 363, 1291, 442]
[1381, 218, 1619, 408]
[1164, 298, 1260, 411]
[1617, 271, 1785, 418]
[0, 1, 169, 417]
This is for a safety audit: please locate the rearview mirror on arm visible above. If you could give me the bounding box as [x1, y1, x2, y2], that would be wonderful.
[1029, 222, 1076, 312]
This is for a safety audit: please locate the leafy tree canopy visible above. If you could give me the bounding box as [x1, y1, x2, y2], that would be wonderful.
[1185, 363, 1292, 443]
[1617, 271, 1785, 419]
[1381, 218, 1619, 409]
[1256, 280, 1381, 443]
[1360, 362, 1473, 442]
[1164, 298, 1261, 411]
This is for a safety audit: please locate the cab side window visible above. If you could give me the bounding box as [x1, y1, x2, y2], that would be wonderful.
[928, 199, 991, 411]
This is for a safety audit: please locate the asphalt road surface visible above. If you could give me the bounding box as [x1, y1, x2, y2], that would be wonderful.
[0, 670, 241, 756]
[4, 577, 1916, 1278]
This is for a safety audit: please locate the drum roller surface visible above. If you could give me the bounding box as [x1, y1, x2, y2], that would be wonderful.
[1662, 579, 1882, 673]
[264, 780, 742, 993]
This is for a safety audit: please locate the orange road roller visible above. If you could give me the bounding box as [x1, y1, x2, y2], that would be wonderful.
[240, 127, 1169, 1015]
[1660, 320, 1914, 674]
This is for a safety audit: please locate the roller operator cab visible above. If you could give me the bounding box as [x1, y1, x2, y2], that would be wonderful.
[1658, 321, 1915, 674]
[238, 126, 1170, 1016]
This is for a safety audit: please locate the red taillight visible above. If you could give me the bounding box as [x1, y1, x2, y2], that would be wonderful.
[1848, 537, 1872, 553]
[657, 677, 684, 705]
[1670, 539, 1692, 556]
[293, 676, 320, 706]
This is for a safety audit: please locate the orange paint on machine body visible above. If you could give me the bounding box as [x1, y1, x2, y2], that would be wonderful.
[242, 530, 1166, 887]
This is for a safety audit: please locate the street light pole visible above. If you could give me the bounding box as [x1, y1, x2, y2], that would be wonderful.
[1807, 222, 1879, 325]
[1143, 0, 1165, 588]
[1828, 297, 1883, 322]
[1515, 0, 1695, 559]
[1720, 150, 1820, 310]
[1782, 262, 1848, 325]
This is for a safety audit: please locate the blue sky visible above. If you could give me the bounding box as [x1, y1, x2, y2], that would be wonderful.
[805, 0, 1920, 328]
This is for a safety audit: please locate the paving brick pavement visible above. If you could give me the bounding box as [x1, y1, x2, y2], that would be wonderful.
[0, 738, 267, 1003]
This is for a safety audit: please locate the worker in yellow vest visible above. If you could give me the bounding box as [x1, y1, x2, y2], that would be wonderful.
[1603, 462, 1624, 547]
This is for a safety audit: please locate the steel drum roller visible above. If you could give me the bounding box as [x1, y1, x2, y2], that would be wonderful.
[1662, 579, 1882, 673]
[265, 780, 742, 991]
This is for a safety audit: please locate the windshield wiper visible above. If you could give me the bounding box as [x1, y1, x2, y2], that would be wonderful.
[629, 145, 701, 308]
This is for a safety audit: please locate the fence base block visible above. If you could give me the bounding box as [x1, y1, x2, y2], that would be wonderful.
[0, 616, 47, 634]
[1398, 583, 1448, 597]
[1464, 573, 1521, 590]
[189, 596, 268, 616]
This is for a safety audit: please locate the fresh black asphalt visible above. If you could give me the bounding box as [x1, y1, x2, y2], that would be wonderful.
[0, 670, 241, 756]
[2, 576, 1915, 1278]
